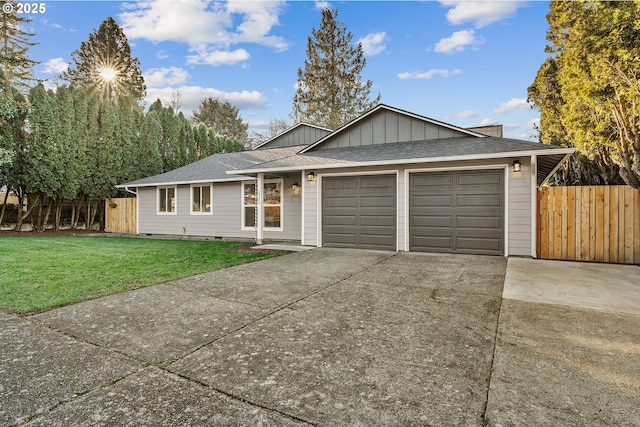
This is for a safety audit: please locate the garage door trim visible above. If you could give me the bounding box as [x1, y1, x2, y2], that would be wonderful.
[318, 170, 400, 250]
[403, 165, 509, 255]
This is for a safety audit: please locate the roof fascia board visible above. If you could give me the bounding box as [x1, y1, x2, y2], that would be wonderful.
[299, 104, 487, 154]
[228, 147, 576, 175]
[116, 176, 254, 189]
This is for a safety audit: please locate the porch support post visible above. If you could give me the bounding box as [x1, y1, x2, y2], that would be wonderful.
[301, 169, 306, 246]
[256, 173, 264, 245]
[530, 155, 538, 258]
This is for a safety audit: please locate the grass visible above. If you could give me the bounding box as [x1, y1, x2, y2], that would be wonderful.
[0, 236, 278, 313]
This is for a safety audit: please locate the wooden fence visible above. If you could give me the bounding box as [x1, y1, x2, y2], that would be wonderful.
[105, 197, 137, 234]
[538, 186, 640, 264]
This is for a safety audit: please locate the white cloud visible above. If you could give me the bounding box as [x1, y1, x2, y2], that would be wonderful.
[455, 109, 477, 119]
[479, 118, 498, 126]
[119, 0, 289, 63]
[439, 1, 524, 28]
[145, 85, 267, 117]
[434, 30, 482, 54]
[397, 69, 462, 80]
[42, 58, 68, 74]
[315, 1, 330, 10]
[143, 67, 189, 87]
[186, 49, 250, 66]
[494, 97, 531, 114]
[358, 32, 387, 56]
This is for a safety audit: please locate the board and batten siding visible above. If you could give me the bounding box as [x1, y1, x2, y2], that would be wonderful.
[137, 175, 302, 241]
[316, 109, 469, 150]
[261, 126, 330, 149]
[302, 159, 532, 256]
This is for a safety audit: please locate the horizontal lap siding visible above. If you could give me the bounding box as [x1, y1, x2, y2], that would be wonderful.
[137, 178, 301, 241]
[508, 158, 532, 256]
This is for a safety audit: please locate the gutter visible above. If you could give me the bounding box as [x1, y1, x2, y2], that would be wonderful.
[227, 147, 576, 176]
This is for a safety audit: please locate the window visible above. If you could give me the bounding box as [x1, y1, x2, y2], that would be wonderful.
[158, 186, 176, 214]
[191, 184, 212, 214]
[243, 183, 257, 228]
[242, 180, 282, 230]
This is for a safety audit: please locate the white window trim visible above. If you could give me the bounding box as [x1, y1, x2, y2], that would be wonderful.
[190, 184, 213, 215]
[241, 179, 284, 232]
[157, 186, 177, 215]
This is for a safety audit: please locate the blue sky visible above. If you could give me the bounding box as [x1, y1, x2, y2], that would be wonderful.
[23, 0, 551, 139]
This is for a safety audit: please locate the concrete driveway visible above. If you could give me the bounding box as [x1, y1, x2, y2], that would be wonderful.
[1, 249, 638, 426]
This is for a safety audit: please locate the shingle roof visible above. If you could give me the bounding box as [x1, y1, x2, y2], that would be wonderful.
[118, 146, 304, 187]
[231, 137, 574, 173]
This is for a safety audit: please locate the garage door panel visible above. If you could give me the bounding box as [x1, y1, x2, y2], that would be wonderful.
[456, 194, 502, 207]
[412, 215, 453, 227]
[359, 195, 396, 208]
[456, 237, 503, 253]
[324, 215, 357, 226]
[360, 215, 395, 227]
[410, 170, 504, 255]
[456, 215, 502, 229]
[413, 195, 454, 208]
[323, 196, 357, 208]
[457, 172, 502, 186]
[359, 175, 395, 189]
[412, 173, 454, 187]
[324, 178, 356, 191]
[412, 236, 453, 250]
[323, 175, 396, 251]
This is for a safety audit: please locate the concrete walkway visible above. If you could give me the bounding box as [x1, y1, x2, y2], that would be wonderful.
[1, 249, 638, 426]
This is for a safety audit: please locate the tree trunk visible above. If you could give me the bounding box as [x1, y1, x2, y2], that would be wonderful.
[41, 199, 53, 232]
[14, 193, 41, 231]
[54, 200, 62, 231]
[0, 190, 9, 226]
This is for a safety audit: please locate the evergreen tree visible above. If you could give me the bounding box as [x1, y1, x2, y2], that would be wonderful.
[0, 1, 39, 91]
[191, 98, 249, 145]
[137, 110, 163, 178]
[531, 1, 640, 189]
[63, 16, 146, 101]
[292, 7, 380, 130]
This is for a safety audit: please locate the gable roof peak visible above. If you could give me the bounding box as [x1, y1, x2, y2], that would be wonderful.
[300, 103, 487, 153]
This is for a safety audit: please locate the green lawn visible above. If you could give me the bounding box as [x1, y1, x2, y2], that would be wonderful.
[0, 236, 278, 313]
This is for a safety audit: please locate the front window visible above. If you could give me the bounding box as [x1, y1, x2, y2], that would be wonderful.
[242, 180, 282, 229]
[243, 183, 256, 227]
[158, 186, 176, 214]
[191, 184, 212, 214]
[263, 181, 281, 228]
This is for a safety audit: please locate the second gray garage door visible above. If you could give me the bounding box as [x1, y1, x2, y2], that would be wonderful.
[409, 170, 504, 255]
[322, 175, 396, 251]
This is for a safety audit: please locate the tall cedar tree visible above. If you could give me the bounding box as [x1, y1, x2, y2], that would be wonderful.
[191, 97, 249, 146]
[528, 57, 622, 185]
[64, 17, 146, 101]
[530, 1, 640, 189]
[0, 1, 39, 92]
[292, 8, 380, 130]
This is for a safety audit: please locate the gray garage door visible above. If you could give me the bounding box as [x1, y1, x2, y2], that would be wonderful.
[322, 175, 396, 251]
[409, 170, 504, 255]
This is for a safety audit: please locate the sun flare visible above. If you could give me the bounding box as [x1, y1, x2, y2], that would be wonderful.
[99, 67, 117, 81]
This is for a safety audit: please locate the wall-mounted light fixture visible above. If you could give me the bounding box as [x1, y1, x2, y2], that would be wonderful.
[512, 160, 521, 173]
[291, 183, 300, 194]
[307, 171, 316, 181]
